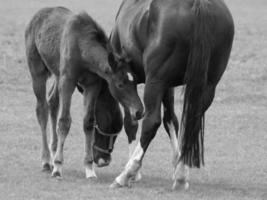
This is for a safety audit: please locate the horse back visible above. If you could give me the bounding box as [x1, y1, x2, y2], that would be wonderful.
[62, 11, 108, 63]
[112, 0, 234, 85]
[153, 0, 234, 84]
[143, 0, 234, 51]
[25, 7, 72, 75]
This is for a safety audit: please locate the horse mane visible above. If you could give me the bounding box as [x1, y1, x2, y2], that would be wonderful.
[72, 11, 108, 48]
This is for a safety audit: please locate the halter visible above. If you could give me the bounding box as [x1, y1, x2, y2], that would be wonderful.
[93, 124, 120, 154]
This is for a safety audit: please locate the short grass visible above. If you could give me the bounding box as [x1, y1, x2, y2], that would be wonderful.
[0, 0, 266, 199]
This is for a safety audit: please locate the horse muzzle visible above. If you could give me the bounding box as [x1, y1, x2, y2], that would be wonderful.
[94, 156, 111, 168]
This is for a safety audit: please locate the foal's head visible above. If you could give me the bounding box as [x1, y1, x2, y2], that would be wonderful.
[105, 53, 143, 120]
[83, 17, 143, 120]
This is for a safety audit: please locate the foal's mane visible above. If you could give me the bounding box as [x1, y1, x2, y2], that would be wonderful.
[72, 11, 108, 49]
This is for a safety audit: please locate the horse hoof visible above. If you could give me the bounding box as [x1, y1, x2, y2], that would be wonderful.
[184, 182, 189, 190]
[51, 171, 62, 180]
[172, 179, 189, 190]
[130, 172, 142, 182]
[86, 175, 98, 183]
[109, 181, 124, 189]
[85, 168, 97, 179]
[42, 163, 51, 172]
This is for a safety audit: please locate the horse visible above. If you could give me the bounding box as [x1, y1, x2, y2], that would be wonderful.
[108, 0, 234, 189]
[25, 7, 143, 179]
[77, 81, 123, 169]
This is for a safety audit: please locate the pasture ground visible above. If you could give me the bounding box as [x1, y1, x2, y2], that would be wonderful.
[0, 0, 266, 199]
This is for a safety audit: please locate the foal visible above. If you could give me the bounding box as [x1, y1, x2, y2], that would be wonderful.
[25, 7, 143, 178]
[77, 81, 123, 168]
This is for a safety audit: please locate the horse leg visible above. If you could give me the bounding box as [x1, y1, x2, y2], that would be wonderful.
[47, 78, 59, 161]
[124, 108, 142, 182]
[172, 85, 216, 189]
[173, 46, 229, 188]
[161, 88, 189, 189]
[32, 75, 50, 171]
[83, 83, 101, 179]
[27, 50, 50, 171]
[51, 75, 76, 178]
[111, 81, 165, 187]
[162, 89, 179, 168]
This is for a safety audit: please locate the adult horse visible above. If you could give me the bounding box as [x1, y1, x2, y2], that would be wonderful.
[25, 7, 143, 179]
[109, 0, 234, 189]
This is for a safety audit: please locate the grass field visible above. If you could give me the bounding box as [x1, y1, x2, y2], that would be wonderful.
[0, 0, 266, 199]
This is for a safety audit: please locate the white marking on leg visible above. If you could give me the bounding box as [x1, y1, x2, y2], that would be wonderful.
[173, 163, 189, 190]
[115, 142, 144, 186]
[133, 170, 142, 182]
[127, 72, 134, 81]
[85, 163, 97, 179]
[167, 122, 180, 180]
[167, 122, 180, 162]
[167, 122, 190, 190]
[128, 140, 142, 182]
[126, 142, 143, 169]
[52, 162, 63, 179]
[176, 163, 189, 181]
[128, 140, 137, 158]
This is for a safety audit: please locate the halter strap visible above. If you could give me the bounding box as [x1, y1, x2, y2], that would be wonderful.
[93, 124, 120, 154]
[93, 144, 110, 154]
[94, 125, 120, 137]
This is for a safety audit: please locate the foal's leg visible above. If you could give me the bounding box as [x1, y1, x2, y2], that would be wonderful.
[111, 81, 165, 187]
[52, 75, 76, 178]
[33, 75, 50, 171]
[47, 78, 59, 160]
[83, 83, 101, 179]
[27, 54, 50, 171]
[124, 108, 142, 182]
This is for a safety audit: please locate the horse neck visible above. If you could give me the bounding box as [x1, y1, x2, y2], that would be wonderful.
[95, 59, 111, 82]
[81, 44, 111, 81]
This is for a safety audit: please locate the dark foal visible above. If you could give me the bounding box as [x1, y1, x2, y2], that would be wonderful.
[109, 0, 234, 189]
[77, 81, 123, 168]
[25, 7, 143, 179]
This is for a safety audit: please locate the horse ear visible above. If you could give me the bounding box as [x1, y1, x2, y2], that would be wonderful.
[108, 53, 117, 72]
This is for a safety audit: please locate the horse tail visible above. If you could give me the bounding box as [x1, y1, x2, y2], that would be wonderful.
[180, 0, 214, 168]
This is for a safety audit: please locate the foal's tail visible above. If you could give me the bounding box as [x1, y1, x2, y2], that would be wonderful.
[180, 0, 214, 168]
